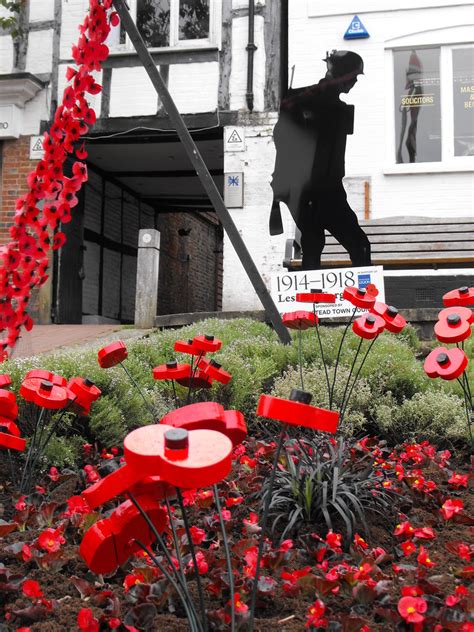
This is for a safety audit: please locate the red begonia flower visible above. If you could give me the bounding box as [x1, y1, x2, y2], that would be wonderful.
[352, 313, 385, 339]
[282, 310, 318, 330]
[257, 390, 339, 433]
[0, 430, 26, 451]
[0, 389, 18, 420]
[161, 402, 247, 447]
[192, 334, 222, 353]
[424, 346, 468, 381]
[443, 286, 474, 307]
[434, 306, 472, 344]
[397, 596, 427, 624]
[370, 302, 406, 333]
[37, 527, 65, 552]
[153, 360, 191, 381]
[343, 286, 376, 309]
[198, 358, 232, 384]
[174, 338, 203, 356]
[440, 498, 464, 520]
[124, 424, 233, 488]
[98, 340, 128, 368]
[22, 579, 43, 599]
[296, 289, 336, 303]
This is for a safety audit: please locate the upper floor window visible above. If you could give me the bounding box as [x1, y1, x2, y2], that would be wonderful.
[108, 0, 220, 51]
[392, 44, 473, 166]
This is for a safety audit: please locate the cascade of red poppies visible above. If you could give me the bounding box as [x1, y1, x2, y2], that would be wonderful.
[0, 1, 116, 359]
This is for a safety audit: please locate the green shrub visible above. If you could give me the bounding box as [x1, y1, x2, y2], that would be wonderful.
[373, 390, 467, 443]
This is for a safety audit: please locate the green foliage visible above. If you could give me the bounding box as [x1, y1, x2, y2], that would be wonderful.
[270, 365, 372, 436]
[373, 390, 467, 444]
[262, 436, 395, 542]
[42, 434, 87, 468]
[0, 0, 24, 38]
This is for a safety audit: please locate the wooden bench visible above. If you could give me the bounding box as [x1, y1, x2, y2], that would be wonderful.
[283, 216, 474, 270]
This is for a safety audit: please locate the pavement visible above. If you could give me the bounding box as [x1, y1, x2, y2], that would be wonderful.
[10, 324, 150, 359]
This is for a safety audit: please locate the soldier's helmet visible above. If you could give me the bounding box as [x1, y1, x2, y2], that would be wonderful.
[324, 50, 364, 79]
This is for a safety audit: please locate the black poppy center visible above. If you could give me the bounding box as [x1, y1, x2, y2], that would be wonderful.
[165, 428, 189, 451]
[387, 306, 398, 317]
[204, 334, 214, 341]
[447, 314, 461, 326]
[84, 378, 94, 387]
[357, 288, 366, 296]
[210, 359, 221, 369]
[366, 315, 376, 325]
[436, 353, 449, 366]
[166, 360, 178, 369]
[310, 288, 322, 293]
[459, 286, 469, 294]
[40, 380, 53, 391]
[289, 388, 312, 405]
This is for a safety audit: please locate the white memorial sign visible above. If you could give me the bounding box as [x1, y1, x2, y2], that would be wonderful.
[271, 265, 385, 318]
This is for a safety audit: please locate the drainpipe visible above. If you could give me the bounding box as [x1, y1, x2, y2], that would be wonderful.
[246, 0, 256, 111]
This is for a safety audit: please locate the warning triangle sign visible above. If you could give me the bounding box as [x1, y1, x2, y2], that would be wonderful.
[228, 129, 242, 143]
[344, 15, 369, 40]
[32, 137, 43, 152]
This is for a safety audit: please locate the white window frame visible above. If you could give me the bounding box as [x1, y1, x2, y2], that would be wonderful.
[384, 26, 474, 174]
[108, 0, 222, 53]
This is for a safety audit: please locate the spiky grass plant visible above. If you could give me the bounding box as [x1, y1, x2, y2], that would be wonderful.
[261, 435, 397, 542]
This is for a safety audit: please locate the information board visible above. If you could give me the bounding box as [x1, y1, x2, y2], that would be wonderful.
[271, 265, 385, 318]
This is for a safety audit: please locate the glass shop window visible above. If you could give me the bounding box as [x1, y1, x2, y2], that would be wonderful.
[452, 47, 474, 157]
[394, 48, 441, 164]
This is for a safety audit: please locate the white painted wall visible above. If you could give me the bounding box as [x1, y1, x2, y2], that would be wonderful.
[288, 1, 474, 219]
[29, 0, 55, 22]
[222, 1, 474, 311]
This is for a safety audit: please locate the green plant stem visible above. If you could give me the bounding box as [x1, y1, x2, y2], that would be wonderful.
[26, 397, 77, 487]
[213, 484, 235, 632]
[339, 337, 363, 420]
[127, 492, 201, 627]
[20, 406, 46, 493]
[340, 337, 377, 421]
[248, 426, 287, 630]
[457, 376, 473, 448]
[119, 361, 155, 420]
[176, 488, 208, 632]
[313, 306, 331, 405]
[164, 495, 187, 584]
[329, 307, 358, 409]
[298, 330, 304, 390]
[186, 352, 204, 405]
[134, 538, 202, 632]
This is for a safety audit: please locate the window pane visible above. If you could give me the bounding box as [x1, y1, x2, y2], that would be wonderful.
[453, 48, 474, 157]
[137, 0, 170, 48]
[179, 0, 209, 40]
[394, 48, 441, 163]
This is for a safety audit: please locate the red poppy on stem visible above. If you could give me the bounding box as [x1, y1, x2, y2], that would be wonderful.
[296, 289, 336, 303]
[152, 360, 191, 381]
[0, 430, 26, 451]
[443, 286, 474, 307]
[343, 286, 376, 309]
[352, 313, 385, 339]
[257, 389, 339, 433]
[192, 334, 222, 353]
[199, 358, 233, 384]
[282, 310, 318, 330]
[370, 302, 406, 333]
[0, 389, 18, 420]
[424, 346, 468, 380]
[98, 340, 128, 368]
[174, 338, 203, 356]
[434, 306, 472, 344]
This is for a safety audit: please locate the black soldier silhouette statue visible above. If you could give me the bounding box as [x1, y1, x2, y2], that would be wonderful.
[270, 50, 372, 270]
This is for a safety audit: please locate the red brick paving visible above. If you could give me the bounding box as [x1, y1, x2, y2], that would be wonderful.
[11, 325, 124, 358]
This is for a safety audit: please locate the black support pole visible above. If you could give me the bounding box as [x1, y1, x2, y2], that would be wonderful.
[111, 0, 291, 345]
